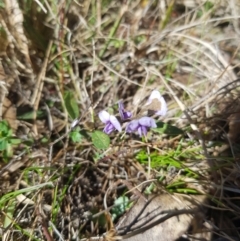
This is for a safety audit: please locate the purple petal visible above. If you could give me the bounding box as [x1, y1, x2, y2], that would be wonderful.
[118, 101, 124, 117]
[126, 120, 139, 133]
[138, 126, 148, 137]
[103, 121, 115, 134]
[109, 115, 122, 132]
[139, 117, 156, 128]
[123, 110, 132, 120]
[98, 110, 110, 124]
[118, 101, 132, 120]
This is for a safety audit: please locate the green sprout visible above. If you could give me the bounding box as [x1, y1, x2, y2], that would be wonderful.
[0, 120, 21, 161]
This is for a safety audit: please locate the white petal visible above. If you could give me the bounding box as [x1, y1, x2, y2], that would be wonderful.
[98, 110, 110, 124]
[109, 115, 122, 132]
[149, 90, 161, 100]
[145, 90, 168, 116]
[145, 90, 161, 106]
[156, 96, 168, 116]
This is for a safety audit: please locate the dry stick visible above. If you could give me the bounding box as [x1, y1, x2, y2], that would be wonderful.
[36, 208, 54, 241]
[31, 40, 53, 136]
[0, 150, 37, 176]
[97, 57, 146, 87]
[170, 33, 237, 82]
[96, 0, 102, 34]
[150, 15, 240, 47]
[34, 0, 47, 13]
[90, 38, 96, 122]
[230, 0, 240, 36]
[78, 42, 146, 88]
[4, 0, 34, 84]
[147, 144, 151, 179]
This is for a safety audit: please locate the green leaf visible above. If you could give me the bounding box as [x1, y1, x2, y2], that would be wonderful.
[91, 131, 110, 150]
[144, 182, 156, 195]
[70, 128, 82, 143]
[18, 110, 45, 120]
[204, 0, 214, 11]
[3, 200, 15, 228]
[41, 137, 49, 144]
[168, 188, 200, 194]
[152, 121, 184, 136]
[6, 143, 13, 157]
[166, 181, 186, 189]
[9, 138, 21, 145]
[0, 138, 7, 150]
[0, 120, 10, 136]
[197, 0, 214, 17]
[64, 91, 80, 120]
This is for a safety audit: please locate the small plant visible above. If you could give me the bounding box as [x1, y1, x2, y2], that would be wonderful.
[93, 90, 168, 150]
[98, 89, 168, 137]
[197, 0, 214, 17]
[66, 89, 168, 150]
[111, 196, 131, 221]
[0, 120, 21, 161]
[69, 126, 83, 143]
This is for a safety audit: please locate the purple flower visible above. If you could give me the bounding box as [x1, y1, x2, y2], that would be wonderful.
[98, 110, 122, 134]
[118, 101, 132, 120]
[145, 90, 167, 116]
[126, 117, 157, 137]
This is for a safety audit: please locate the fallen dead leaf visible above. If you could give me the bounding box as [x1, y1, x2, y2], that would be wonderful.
[117, 193, 209, 241]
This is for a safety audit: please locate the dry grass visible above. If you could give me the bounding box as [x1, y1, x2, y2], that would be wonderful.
[1, 0, 240, 240]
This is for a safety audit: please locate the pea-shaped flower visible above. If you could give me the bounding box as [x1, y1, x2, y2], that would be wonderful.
[118, 100, 132, 120]
[98, 110, 122, 134]
[145, 90, 167, 116]
[126, 117, 157, 137]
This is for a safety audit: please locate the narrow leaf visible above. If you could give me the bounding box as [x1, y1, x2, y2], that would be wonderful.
[152, 121, 184, 136]
[64, 91, 80, 120]
[18, 110, 45, 120]
[0, 138, 7, 150]
[9, 138, 21, 145]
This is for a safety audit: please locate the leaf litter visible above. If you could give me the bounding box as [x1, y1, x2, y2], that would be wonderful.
[0, 1, 240, 241]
